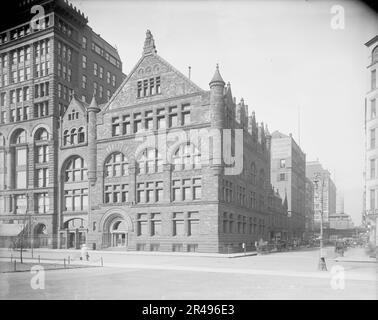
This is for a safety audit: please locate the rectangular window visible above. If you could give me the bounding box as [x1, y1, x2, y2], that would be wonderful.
[280, 159, 286, 168]
[371, 128, 376, 149]
[371, 189, 376, 210]
[151, 213, 161, 236]
[82, 55, 87, 69]
[371, 159, 376, 179]
[173, 213, 184, 236]
[112, 117, 120, 136]
[372, 69, 377, 90]
[37, 193, 49, 213]
[82, 36, 87, 49]
[188, 212, 199, 236]
[372, 99, 377, 119]
[94, 63, 98, 76]
[82, 75, 87, 89]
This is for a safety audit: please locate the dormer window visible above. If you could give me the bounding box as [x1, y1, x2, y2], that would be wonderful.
[137, 76, 161, 98]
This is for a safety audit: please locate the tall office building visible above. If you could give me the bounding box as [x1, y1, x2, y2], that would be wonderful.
[364, 35, 378, 249]
[270, 131, 306, 241]
[0, 0, 125, 247]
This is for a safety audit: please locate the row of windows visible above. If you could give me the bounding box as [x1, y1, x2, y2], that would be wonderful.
[222, 212, 265, 235]
[57, 62, 72, 82]
[64, 189, 88, 212]
[111, 104, 190, 136]
[63, 127, 85, 146]
[57, 41, 72, 63]
[57, 19, 73, 38]
[136, 212, 199, 237]
[222, 179, 266, 210]
[0, 101, 49, 124]
[137, 77, 161, 98]
[58, 83, 73, 102]
[87, 38, 121, 69]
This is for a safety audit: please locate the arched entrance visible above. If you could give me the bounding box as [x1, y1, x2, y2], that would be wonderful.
[110, 220, 128, 247]
[60, 218, 87, 249]
[101, 211, 133, 249]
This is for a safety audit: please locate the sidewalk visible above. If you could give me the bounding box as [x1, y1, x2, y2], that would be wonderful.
[0, 247, 258, 259]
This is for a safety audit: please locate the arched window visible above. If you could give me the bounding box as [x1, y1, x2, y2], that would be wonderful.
[63, 130, 69, 146]
[137, 148, 162, 174]
[0, 133, 4, 146]
[35, 128, 49, 141]
[104, 152, 128, 177]
[64, 156, 87, 182]
[251, 162, 256, 185]
[70, 128, 77, 145]
[373, 46, 378, 64]
[11, 129, 27, 144]
[172, 143, 201, 171]
[78, 127, 85, 143]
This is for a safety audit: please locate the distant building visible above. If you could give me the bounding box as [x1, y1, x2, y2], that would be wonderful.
[270, 131, 306, 241]
[329, 213, 354, 230]
[363, 35, 378, 250]
[306, 161, 337, 229]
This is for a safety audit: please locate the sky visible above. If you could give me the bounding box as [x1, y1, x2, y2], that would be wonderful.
[72, 0, 378, 225]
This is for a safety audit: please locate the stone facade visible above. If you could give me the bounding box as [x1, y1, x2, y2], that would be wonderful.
[55, 30, 289, 253]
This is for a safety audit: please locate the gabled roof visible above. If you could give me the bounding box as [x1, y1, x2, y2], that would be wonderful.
[62, 94, 89, 117]
[102, 30, 205, 112]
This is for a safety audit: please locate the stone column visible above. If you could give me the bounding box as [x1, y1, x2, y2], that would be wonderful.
[163, 163, 172, 202]
[128, 161, 136, 204]
[6, 147, 12, 190]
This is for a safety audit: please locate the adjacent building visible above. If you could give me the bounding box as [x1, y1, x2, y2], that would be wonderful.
[0, 0, 125, 247]
[270, 131, 306, 242]
[363, 35, 378, 249]
[306, 160, 337, 229]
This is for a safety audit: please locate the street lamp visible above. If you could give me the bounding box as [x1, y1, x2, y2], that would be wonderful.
[313, 172, 327, 271]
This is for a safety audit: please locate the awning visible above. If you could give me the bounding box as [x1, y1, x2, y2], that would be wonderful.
[0, 223, 26, 237]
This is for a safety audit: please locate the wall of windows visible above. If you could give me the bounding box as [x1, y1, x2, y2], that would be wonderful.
[111, 104, 191, 137]
[172, 178, 201, 202]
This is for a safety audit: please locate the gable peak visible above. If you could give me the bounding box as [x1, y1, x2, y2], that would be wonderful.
[143, 29, 157, 56]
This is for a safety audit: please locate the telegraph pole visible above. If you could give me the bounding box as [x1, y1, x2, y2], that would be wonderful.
[314, 172, 327, 270]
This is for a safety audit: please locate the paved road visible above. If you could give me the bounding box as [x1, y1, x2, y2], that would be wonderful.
[0, 247, 377, 300]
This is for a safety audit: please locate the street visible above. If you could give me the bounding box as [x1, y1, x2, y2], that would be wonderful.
[0, 247, 377, 300]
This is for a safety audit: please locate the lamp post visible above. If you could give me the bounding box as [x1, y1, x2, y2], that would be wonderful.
[314, 172, 326, 270]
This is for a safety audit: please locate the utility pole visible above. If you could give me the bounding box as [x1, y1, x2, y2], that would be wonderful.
[314, 172, 327, 270]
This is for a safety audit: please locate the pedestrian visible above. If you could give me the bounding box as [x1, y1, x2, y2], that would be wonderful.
[80, 243, 89, 261]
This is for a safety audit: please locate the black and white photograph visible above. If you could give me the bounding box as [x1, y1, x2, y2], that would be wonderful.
[0, 0, 377, 305]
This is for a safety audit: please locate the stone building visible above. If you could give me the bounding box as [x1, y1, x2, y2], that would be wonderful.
[0, 0, 124, 247]
[363, 35, 378, 250]
[270, 131, 306, 242]
[55, 30, 288, 253]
